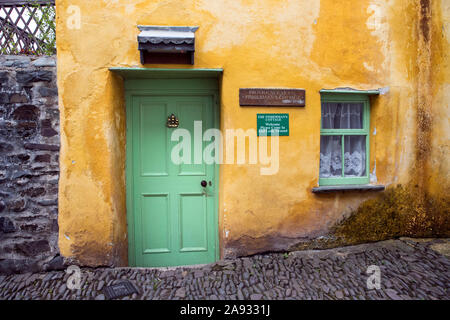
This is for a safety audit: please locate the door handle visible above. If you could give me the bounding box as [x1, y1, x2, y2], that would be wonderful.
[201, 180, 212, 197]
[201, 180, 212, 187]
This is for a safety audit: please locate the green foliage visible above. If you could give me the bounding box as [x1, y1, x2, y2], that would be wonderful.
[0, 31, 19, 54]
[27, 0, 56, 55]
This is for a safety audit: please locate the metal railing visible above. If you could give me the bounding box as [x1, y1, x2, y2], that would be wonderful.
[0, 0, 55, 55]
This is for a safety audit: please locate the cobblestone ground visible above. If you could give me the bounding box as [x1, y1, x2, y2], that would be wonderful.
[0, 238, 448, 300]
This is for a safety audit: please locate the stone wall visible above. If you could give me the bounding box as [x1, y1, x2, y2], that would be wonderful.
[0, 55, 61, 274]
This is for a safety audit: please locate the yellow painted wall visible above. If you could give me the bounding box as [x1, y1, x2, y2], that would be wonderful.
[430, 0, 450, 198]
[55, 0, 449, 266]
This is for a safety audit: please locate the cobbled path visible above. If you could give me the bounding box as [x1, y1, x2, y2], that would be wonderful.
[0, 238, 448, 300]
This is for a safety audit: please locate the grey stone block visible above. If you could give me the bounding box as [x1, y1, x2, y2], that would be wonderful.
[31, 57, 56, 68]
[3, 56, 31, 68]
[0, 217, 16, 233]
[16, 70, 53, 83]
[38, 86, 58, 97]
[45, 255, 65, 271]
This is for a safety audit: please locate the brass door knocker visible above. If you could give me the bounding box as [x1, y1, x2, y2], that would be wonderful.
[166, 114, 179, 128]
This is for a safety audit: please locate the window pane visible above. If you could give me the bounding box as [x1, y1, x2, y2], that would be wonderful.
[344, 135, 366, 177]
[320, 135, 342, 178]
[321, 102, 363, 129]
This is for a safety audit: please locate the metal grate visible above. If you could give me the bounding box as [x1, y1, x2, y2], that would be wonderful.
[0, 0, 55, 55]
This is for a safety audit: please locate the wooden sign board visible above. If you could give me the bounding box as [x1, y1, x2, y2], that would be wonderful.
[240, 88, 305, 107]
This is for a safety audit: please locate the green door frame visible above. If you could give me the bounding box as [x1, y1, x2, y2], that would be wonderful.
[111, 68, 222, 267]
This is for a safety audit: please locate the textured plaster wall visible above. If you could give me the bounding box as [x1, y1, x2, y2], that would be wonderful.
[430, 0, 450, 198]
[55, 0, 449, 266]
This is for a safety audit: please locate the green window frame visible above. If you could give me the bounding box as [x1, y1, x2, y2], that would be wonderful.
[319, 93, 370, 186]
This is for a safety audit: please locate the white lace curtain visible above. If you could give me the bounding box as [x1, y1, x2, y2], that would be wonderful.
[320, 102, 366, 178]
[320, 136, 341, 177]
[344, 135, 366, 177]
[321, 102, 363, 129]
[320, 135, 366, 178]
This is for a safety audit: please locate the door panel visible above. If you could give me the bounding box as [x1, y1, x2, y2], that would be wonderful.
[141, 193, 170, 254]
[139, 102, 168, 176]
[176, 100, 207, 176]
[179, 193, 208, 252]
[129, 92, 217, 267]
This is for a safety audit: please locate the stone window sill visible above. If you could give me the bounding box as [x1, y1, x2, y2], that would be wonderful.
[312, 184, 385, 194]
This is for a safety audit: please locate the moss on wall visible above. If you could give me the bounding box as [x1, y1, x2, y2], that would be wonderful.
[285, 184, 449, 253]
[332, 184, 449, 245]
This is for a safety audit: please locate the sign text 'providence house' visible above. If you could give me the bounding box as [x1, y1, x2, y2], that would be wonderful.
[239, 88, 306, 107]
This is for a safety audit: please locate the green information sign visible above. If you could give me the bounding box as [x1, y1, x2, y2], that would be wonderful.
[257, 113, 289, 136]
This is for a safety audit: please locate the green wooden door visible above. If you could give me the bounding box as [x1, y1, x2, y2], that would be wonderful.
[126, 86, 219, 267]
